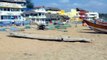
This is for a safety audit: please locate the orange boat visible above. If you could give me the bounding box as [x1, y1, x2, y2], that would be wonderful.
[83, 20, 107, 33]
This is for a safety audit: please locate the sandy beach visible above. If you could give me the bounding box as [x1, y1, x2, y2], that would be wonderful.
[0, 25, 107, 60]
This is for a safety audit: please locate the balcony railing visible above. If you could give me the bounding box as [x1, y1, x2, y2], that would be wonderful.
[0, 2, 25, 8]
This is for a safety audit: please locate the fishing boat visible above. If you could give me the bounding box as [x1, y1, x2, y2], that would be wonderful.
[95, 19, 107, 26]
[83, 20, 107, 33]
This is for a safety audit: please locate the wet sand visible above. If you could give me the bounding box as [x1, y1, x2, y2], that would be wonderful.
[0, 25, 107, 60]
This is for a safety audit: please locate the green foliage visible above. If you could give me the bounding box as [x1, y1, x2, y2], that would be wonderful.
[26, 0, 34, 8]
[99, 13, 107, 19]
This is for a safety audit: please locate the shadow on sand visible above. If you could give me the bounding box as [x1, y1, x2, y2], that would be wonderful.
[80, 29, 107, 34]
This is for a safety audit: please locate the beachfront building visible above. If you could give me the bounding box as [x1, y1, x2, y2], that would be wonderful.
[85, 12, 99, 21]
[65, 9, 79, 21]
[0, 0, 26, 23]
[22, 6, 62, 25]
[45, 7, 70, 23]
[58, 10, 65, 15]
[76, 8, 99, 21]
[46, 7, 61, 14]
[76, 8, 88, 21]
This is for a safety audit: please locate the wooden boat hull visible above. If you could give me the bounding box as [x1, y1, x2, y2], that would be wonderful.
[84, 20, 107, 33]
[9, 32, 91, 42]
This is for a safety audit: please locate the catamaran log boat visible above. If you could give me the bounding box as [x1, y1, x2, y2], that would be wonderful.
[83, 20, 107, 33]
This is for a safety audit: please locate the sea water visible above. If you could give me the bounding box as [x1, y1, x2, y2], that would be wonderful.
[103, 18, 107, 22]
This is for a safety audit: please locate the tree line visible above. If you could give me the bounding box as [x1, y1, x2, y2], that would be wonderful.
[99, 13, 107, 18]
[26, 0, 34, 9]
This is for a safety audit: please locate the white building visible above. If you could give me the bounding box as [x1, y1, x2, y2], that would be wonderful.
[0, 0, 26, 22]
[85, 12, 99, 21]
[22, 7, 62, 25]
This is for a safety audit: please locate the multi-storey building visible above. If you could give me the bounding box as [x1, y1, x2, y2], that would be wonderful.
[65, 9, 79, 21]
[0, 0, 26, 22]
[22, 6, 63, 25]
[76, 8, 99, 21]
[85, 12, 99, 21]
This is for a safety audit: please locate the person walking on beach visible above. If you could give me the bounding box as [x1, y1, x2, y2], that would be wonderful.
[74, 18, 78, 27]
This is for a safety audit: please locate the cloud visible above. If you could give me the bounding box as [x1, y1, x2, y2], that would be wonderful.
[49, 3, 59, 7]
[71, 0, 106, 8]
[64, 0, 107, 13]
[51, 3, 59, 6]
[60, 0, 70, 3]
[32, 0, 107, 13]
[89, 1, 106, 6]
[72, 3, 81, 6]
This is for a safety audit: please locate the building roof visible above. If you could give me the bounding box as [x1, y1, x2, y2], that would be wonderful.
[22, 10, 61, 19]
[0, 0, 26, 3]
[46, 7, 61, 11]
[76, 8, 88, 12]
[33, 6, 61, 11]
[33, 6, 45, 9]
[0, 2, 24, 8]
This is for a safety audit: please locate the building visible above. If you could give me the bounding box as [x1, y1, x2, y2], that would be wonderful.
[0, 0, 26, 2]
[65, 9, 79, 21]
[0, 0, 26, 22]
[22, 6, 62, 25]
[76, 8, 99, 21]
[58, 10, 65, 15]
[76, 8, 88, 21]
[46, 7, 61, 14]
[85, 12, 99, 21]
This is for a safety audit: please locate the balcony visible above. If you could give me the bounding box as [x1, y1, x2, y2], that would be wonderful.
[0, 2, 25, 8]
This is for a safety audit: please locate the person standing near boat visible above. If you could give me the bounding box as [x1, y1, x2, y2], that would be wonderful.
[93, 17, 97, 24]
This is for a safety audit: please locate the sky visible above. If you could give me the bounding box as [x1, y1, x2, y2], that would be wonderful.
[32, 0, 107, 13]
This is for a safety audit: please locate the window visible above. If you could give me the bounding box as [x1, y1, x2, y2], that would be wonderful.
[30, 14, 33, 16]
[42, 19, 44, 21]
[7, 8, 10, 11]
[1, 16, 4, 19]
[18, 16, 21, 19]
[1, 15, 19, 20]
[37, 19, 39, 21]
[0, 8, 11, 11]
[34, 14, 37, 16]
[39, 13, 41, 16]
[41, 13, 44, 16]
[10, 16, 15, 19]
[21, 9, 24, 11]
[0, 8, 3, 11]
[25, 14, 29, 17]
[4, 8, 7, 11]
[14, 9, 20, 11]
[1, 16, 8, 19]
[11, 8, 14, 11]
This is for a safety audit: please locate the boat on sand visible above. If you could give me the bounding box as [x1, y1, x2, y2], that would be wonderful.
[83, 20, 107, 33]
